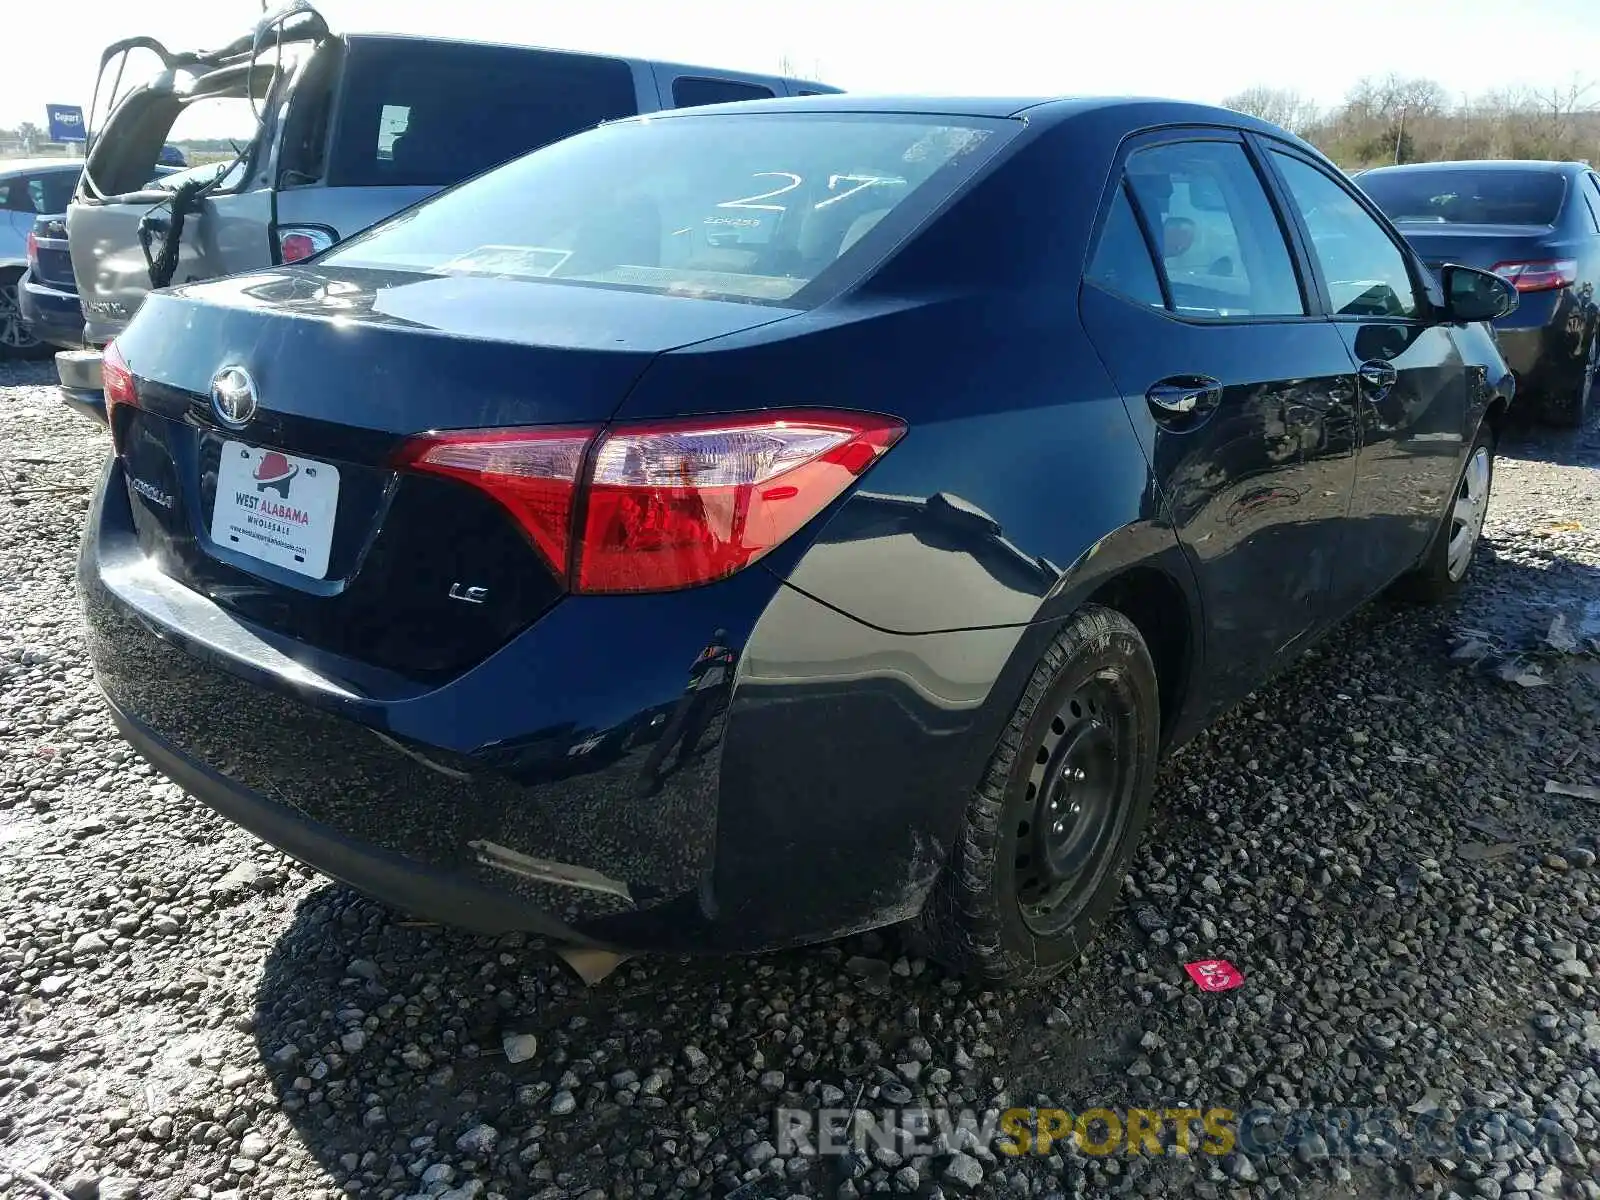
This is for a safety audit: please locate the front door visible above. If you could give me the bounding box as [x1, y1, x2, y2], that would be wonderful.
[1078, 132, 1360, 711]
[1262, 147, 1471, 603]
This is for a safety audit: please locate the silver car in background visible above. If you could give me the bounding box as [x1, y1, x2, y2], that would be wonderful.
[0, 159, 80, 357]
[58, 2, 837, 411]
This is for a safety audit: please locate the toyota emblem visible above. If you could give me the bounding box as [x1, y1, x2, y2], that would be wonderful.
[210, 365, 258, 428]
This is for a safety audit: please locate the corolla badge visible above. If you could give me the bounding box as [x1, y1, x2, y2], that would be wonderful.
[129, 477, 174, 509]
[210, 365, 258, 428]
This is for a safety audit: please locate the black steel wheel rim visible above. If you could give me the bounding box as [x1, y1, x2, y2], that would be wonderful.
[1014, 670, 1136, 936]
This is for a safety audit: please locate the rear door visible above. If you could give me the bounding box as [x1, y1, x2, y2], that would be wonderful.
[278, 39, 642, 249]
[1079, 130, 1360, 710]
[1262, 144, 1470, 603]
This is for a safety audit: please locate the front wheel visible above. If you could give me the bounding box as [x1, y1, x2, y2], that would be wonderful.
[920, 606, 1159, 986]
[1391, 424, 1496, 603]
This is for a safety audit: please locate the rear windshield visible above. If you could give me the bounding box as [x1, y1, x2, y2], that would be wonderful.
[322, 112, 1009, 305]
[1358, 169, 1567, 226]
[328, 41, 640, 188]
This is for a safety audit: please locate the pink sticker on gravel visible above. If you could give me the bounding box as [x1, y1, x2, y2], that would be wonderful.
[1184, 959, 1244, 991]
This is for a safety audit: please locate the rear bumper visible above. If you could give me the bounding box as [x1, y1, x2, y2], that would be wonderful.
[17, 271, 82, 349]
[1492, 288, 1586, 399]
[56, 348, 106, 425]
[105, 696, 598, 943]
[79, 455, 1025, 953]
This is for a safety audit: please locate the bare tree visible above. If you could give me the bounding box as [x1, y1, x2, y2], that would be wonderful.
[1221, 87, 1320, 135]
[1342, 75, 1451, 123]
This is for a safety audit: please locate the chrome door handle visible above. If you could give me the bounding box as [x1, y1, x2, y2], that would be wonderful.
[1357, 360, 1397, 396]
[1146, 376, 1223, 417]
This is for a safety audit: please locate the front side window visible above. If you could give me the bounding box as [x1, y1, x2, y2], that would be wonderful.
[324, 113, 1010, 306]
[1123, 140, 1305, 318]
[1272, 152, 1421, 319]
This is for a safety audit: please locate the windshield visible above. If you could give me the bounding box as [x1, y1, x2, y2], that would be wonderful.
[1359, 168, 1567, 226]
[322, 112, 1011, 305]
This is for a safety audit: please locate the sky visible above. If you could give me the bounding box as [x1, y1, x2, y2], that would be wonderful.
[3, 0, 1598, 136]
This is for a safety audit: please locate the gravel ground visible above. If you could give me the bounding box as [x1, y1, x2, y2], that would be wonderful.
[1, 356, 1598, 1200]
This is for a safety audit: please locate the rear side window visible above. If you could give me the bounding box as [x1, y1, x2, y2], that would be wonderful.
[671, 77, 775, 109]
[1087, 186, 1164, 308]
[2, 171, 76, 214]
[324, 113, 1010, 306]
[1358, 168, 1567, 226]
[6, 171, 78, 214]
[1123, 141, 1305, 318]
[329, 42, 639, 188]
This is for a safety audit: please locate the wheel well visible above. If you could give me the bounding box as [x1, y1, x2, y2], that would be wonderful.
[1085, 567, 1192, 742]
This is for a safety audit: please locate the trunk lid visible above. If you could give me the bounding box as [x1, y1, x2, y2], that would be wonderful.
[1393, 222, 1558, 275]
[110, 265, 798, 681]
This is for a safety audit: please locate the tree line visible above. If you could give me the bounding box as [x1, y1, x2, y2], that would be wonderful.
[1224, 75, 1600, 169]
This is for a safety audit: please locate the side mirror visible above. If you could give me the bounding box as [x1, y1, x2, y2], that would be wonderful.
[1440, 264, 1519, 323]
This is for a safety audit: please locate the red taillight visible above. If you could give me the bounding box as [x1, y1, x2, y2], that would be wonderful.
[25, 231, 38, 268]
[1491, 258, 1578, 293]
[577, 412, 905, 593]
[102, 340, 136, 429]
[394, 428, 594, 573]
[394, 409, 906, 594]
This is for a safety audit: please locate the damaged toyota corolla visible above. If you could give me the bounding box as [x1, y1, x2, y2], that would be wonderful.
[79, 95, 1517, 984]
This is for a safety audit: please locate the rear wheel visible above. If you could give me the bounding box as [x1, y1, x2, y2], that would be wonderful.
[0, 269, 47, 361]
[1392, 423, 1496, 603]
[921, 606, 1159, 986]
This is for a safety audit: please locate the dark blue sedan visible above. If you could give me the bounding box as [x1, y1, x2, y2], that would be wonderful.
[79, 95, 1516, 984]
[1357, 159, 1600, 428]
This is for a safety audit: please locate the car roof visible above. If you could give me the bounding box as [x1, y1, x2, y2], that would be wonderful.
[340, 32, 831, 88]
[638, 93, 1311, 135]
[0, 158, 82, 177]
[1361, 159, 1590, 176]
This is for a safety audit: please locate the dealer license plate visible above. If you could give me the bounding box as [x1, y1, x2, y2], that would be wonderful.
[210, 441, 340, 578]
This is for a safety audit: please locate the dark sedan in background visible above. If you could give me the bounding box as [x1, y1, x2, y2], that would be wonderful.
[19, 213, 84, 350]
[80, 95, 1516, 985]
[1358, 159, 1600, 427]
[1, 158, 81, 357]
